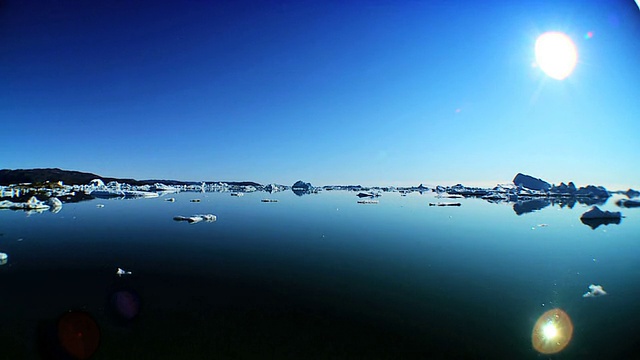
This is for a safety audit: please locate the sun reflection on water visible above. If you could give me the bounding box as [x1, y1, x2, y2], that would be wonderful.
[532, 308, 573, 354]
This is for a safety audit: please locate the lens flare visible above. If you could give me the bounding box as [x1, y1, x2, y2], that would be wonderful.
[532, 308, 573, 354]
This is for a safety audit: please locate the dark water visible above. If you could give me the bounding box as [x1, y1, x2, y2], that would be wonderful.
[1, 191, 639, 359]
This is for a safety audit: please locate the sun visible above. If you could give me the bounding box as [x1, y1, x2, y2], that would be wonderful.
[535, 32, 578, 80]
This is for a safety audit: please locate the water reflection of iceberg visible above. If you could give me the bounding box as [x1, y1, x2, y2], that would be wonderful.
[91, 189, 159, 198]
[513, 199, 550, 215]
[580, 217, 621, 230]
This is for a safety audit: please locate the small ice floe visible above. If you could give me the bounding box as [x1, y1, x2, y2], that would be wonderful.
[96, 204, 105, 208]
[116, 267, 132, 276]
[165, 198, 176, 202]
[583, 284, 607, 298]
[357, 200, 379, 204]
[173, 214, 217, 224]
[537, 224, 549, 227]
[261, 199, 278, 203]
[429, 202, 461, 207]
[190, 199, 201, 203]
[230, 192, 244, 197]
[0, 252, 7, 265]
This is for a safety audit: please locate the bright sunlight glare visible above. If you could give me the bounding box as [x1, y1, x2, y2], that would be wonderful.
[532, 309, 574, 355]
[535, 32, 578, 80]
[543, 323, 558, 339]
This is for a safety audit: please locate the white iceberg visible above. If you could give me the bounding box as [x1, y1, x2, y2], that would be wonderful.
[0, 252, 7, 265]
[583, 284, 607, 298]
[117, 267, 132, 276]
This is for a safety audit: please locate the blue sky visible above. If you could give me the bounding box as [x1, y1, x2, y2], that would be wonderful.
[2, 1, 639, 188]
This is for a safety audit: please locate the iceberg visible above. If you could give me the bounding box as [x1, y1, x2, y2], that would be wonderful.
[580, 206, 621, 220]
[583, 284, 607, 298]
[580, 206, 622, 229]
[292, 180, 313, 196]
[0, 252, 7, 265]
[0, 196, 50, 211]
[513, 173, 551, 191]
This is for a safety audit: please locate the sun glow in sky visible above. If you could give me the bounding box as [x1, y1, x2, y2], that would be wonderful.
[535, 32, 578, 80]
[1, 1, 639, 187]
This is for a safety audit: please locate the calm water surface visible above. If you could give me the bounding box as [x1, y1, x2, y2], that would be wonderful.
[1, 191, 639, 358]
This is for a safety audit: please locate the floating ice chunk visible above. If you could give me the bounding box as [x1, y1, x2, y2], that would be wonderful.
[0, 252, 7, 265]
[117, 267, 132, 276]
[47, 197, 62, 208]
[173, 214, 216, 224]
[428, 202, 461, 207]
[197, 214, 217, 222]
[96, 204, 105, 208]
[165, 198, 176, 202]
[357, 200, 379, 204]
[583, 284, 607, 298]
[188, 216, 203, 223]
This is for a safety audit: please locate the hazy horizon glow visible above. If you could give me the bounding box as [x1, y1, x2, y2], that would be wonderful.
[2, 1, 639, 189]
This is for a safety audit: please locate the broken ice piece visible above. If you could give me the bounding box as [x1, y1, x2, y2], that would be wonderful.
[583, 284, 607, 298]
[0, 252, 7, 265]
[117, 267, 132, 276]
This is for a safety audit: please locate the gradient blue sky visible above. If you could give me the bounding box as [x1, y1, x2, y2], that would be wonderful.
[2, 1, 639, 188]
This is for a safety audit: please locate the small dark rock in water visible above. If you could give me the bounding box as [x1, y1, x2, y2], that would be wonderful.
[616, 199, 640, 208]
[190, 199, 201, 203]
[429, 203, 461, 207]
